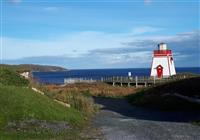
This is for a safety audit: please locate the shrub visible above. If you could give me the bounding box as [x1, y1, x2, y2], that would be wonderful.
[0, 68, 29, 86]
[61, 92, 96, 114]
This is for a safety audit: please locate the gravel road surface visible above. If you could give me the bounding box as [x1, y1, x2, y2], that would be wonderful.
[92, 97, 200, 140]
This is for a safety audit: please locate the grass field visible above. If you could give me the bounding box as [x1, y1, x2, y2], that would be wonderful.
[0, 68, 92, 139]
[0, 85, 86, 139]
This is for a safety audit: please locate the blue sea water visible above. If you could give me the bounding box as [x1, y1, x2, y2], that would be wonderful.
[32, 67, 200, 84]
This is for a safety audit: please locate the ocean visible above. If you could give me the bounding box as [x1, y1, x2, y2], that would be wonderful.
[32, 67, 200, 84]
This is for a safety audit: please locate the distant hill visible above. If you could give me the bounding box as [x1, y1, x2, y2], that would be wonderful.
[0, 64, 67, 72]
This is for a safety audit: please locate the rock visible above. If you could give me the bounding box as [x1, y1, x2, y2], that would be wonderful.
[54, 99, 71, 108]
[32, 87, 44, 95]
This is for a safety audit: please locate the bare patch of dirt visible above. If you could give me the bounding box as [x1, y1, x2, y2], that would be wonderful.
[80, 125, 104, 140]
[5, 119, 70, 133]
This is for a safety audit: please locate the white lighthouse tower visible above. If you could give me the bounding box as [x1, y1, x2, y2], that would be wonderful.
[150, 43, 176, 78]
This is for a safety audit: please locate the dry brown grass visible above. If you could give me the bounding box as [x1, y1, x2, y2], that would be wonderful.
[44, 82, 138, 97]
[39, 82, 139, 114]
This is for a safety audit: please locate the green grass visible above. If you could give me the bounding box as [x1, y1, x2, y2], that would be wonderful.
[0, 129, 84, 140]
[0, 68, 29, 86]
[0, 86, 85, 139]
[0, 67, 97, 139]
[0, 86, 84, 125]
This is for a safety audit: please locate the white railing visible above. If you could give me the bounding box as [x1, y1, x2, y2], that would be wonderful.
[64, 78, 96, 84]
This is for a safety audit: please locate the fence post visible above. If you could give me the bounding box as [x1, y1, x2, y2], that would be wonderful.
[135, 76, 138, 88]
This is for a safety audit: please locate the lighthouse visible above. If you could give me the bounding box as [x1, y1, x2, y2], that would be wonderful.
[150, 43, 176, 78]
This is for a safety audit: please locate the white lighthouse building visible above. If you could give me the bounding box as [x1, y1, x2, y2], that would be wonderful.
[150, 43, 176, 78]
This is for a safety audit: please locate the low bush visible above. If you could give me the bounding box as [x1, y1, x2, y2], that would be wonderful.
[57, 92, 97, 114]
[0, 68, 29, 86]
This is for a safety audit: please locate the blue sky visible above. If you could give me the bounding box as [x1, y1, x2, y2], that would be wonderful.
[1, 0, 200, 69]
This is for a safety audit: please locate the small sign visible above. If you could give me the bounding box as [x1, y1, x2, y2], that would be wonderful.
[128, 72, 131, 77]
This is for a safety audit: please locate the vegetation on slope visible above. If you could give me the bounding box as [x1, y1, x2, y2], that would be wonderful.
[0, 64, 67, 72]
[0, 67, 90, 139]
[43, 82, 138, 98]
[127, 77, 200, 110]
[0, 68, 29, 86]
[40, 85, 98, 115]
[0, 86, 84, 126]
[37, 82, 139, 116]
[0, 86, 85, 139]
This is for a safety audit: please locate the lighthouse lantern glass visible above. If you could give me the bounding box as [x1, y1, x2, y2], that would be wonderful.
[158, 43, 167, 50]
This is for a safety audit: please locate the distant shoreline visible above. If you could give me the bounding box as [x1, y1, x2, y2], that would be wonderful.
[32, 67, 200, 85]
[0, 64, 67, 72]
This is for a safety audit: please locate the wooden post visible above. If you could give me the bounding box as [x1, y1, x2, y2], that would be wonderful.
[144, 82, 147, 87]
[128, 82, 130, 87]
[121, 82, 123, 87]
[135, 76, 138, 88]
[113, 82, 115, 86]
[153, 76, 156, 85]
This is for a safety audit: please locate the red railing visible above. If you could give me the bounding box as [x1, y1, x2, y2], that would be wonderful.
[154, 50, 172, 56]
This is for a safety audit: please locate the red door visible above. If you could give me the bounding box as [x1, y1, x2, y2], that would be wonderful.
[156, 65, 163, 78]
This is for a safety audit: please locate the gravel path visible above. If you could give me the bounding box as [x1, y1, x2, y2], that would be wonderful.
[92, 97, 200, 140]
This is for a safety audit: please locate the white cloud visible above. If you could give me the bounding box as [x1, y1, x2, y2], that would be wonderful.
[131, 26, 162, 35]
[104, 51, 151, 65]
[10, 0, 21, 3]
[173, 53, 191, 61]
[2, 30, 197, 58]
[144, 0, 152, 5]
[1, 27, 161, 60]
[43, 7, 59, 12]
[2, 29, 199, 68]
[1, 30, 134, 59]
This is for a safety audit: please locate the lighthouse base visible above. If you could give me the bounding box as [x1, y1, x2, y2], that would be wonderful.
[150, 56, 176, 78]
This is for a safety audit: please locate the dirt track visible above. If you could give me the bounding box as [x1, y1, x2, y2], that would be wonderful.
[91, 97, 200, 140]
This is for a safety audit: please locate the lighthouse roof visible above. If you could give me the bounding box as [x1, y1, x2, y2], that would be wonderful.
[159, 42, 166, 45]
